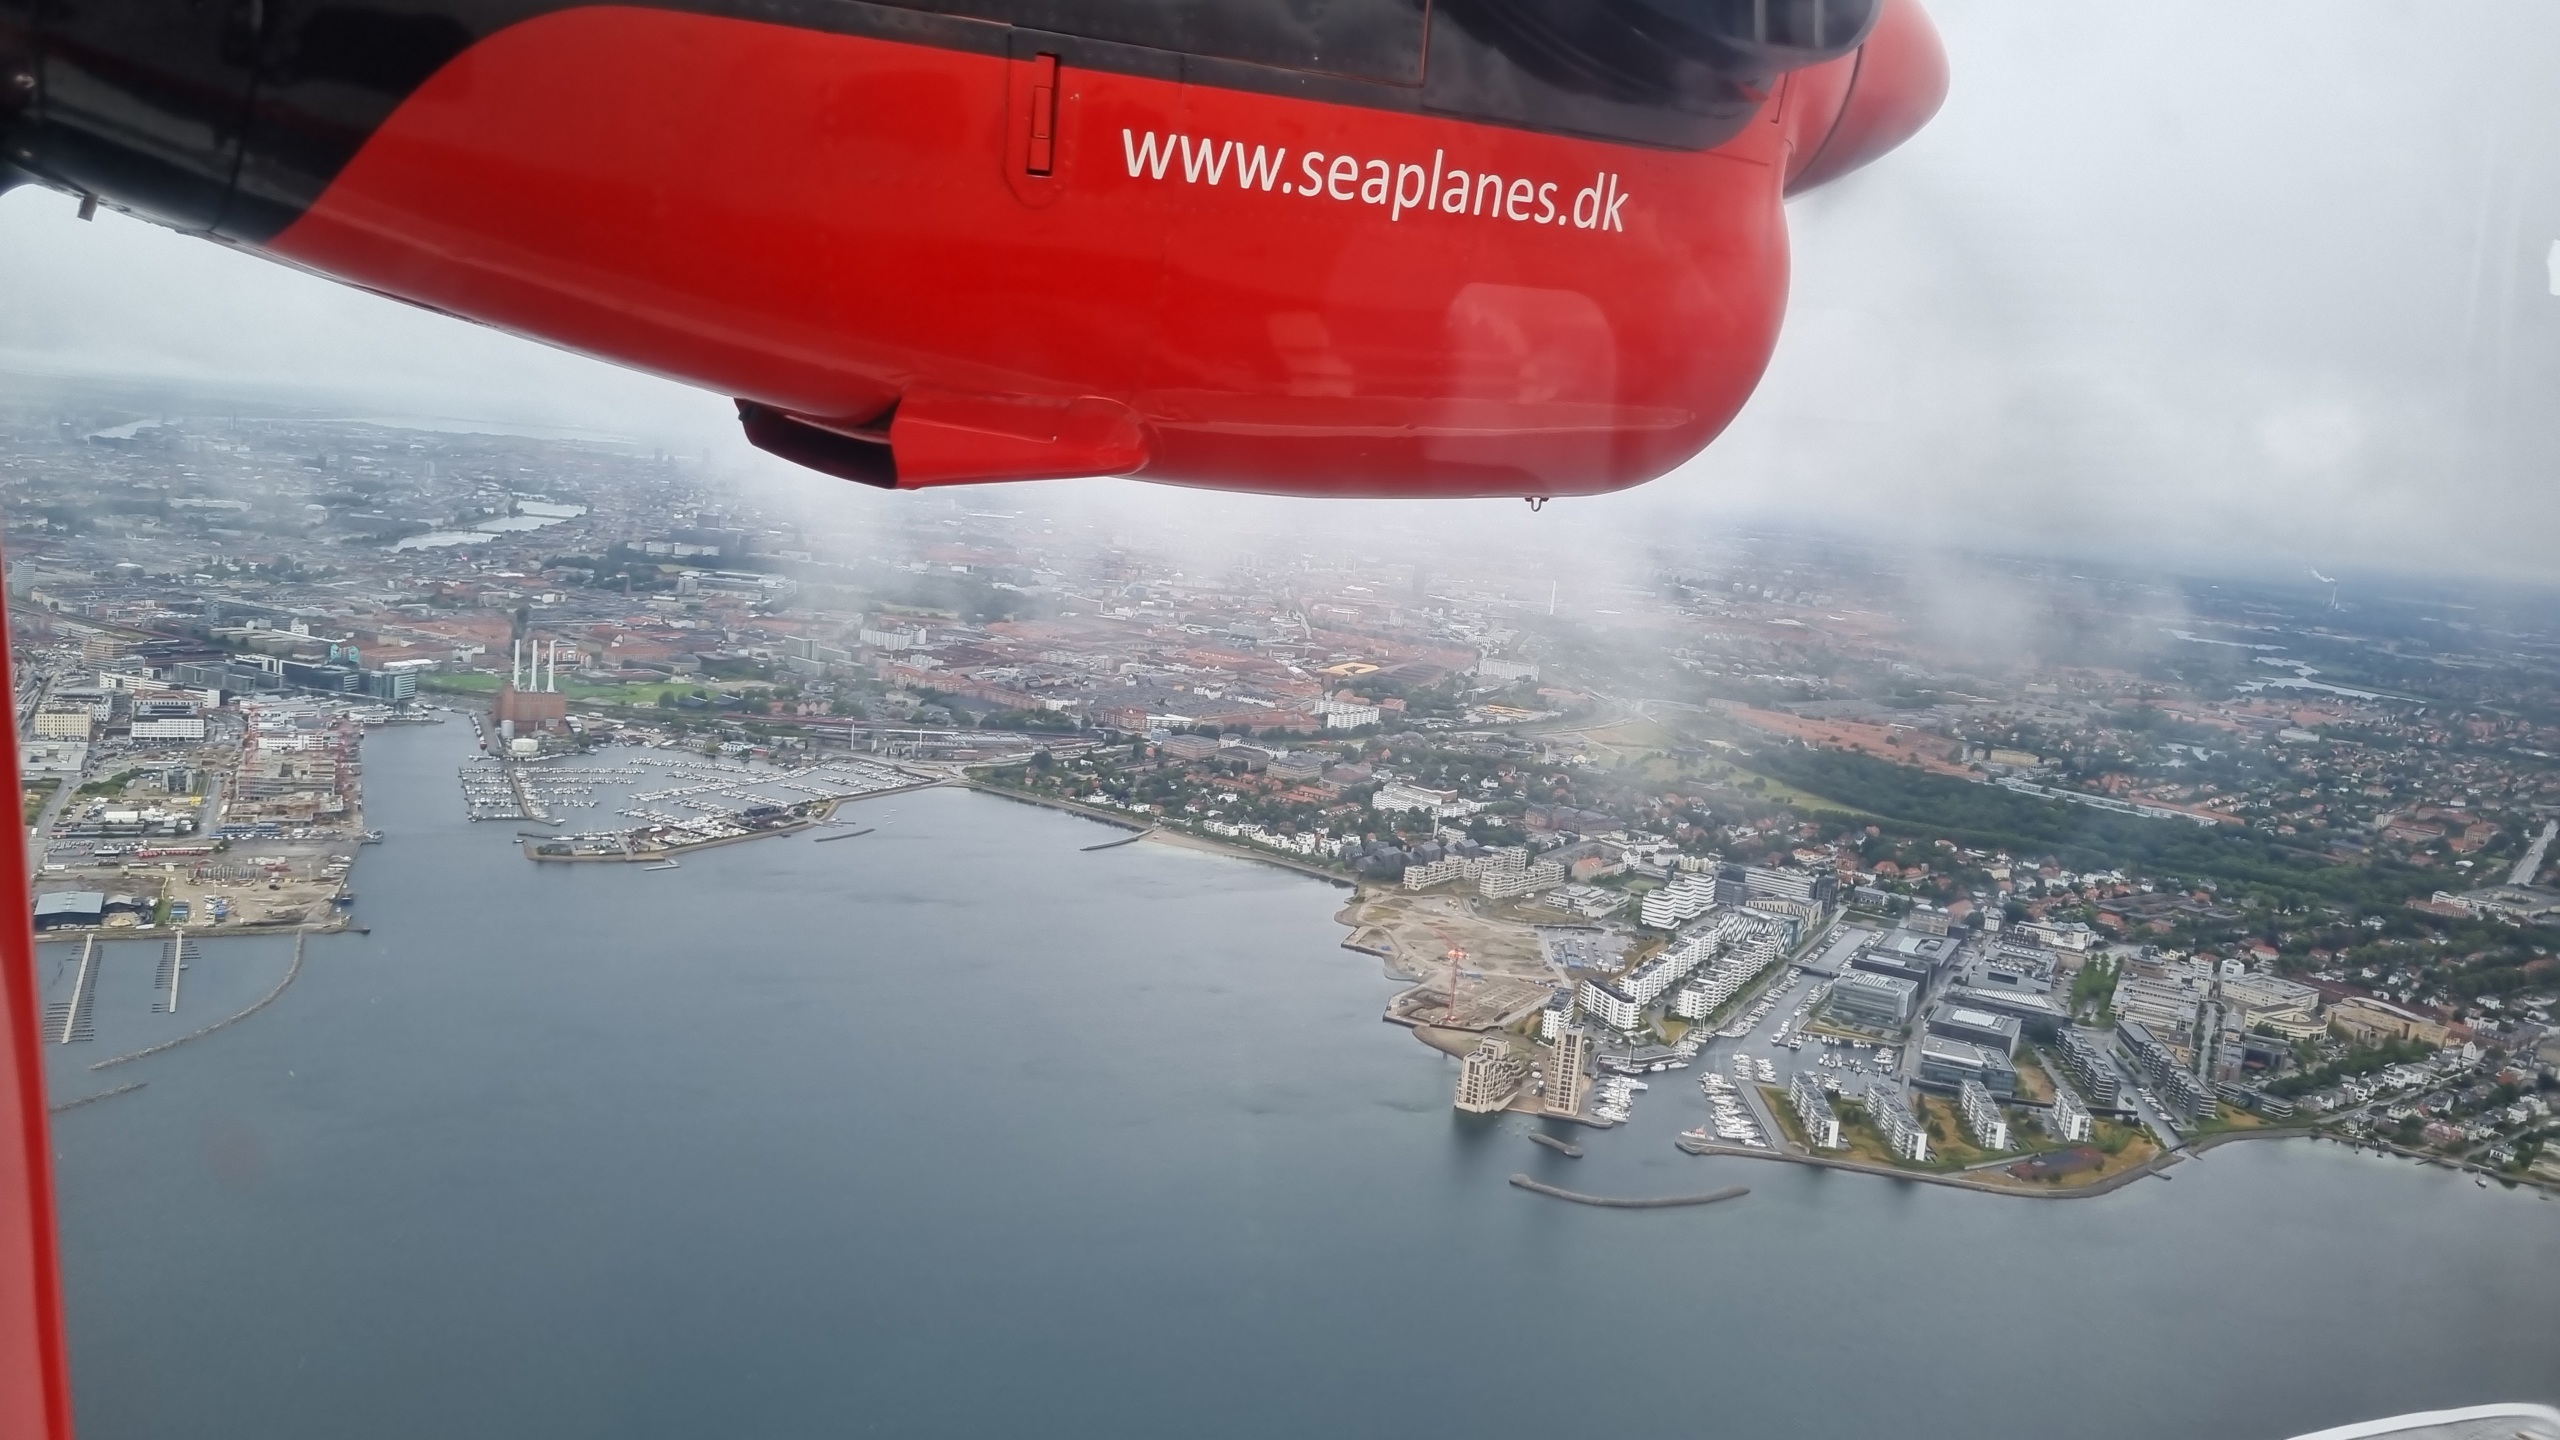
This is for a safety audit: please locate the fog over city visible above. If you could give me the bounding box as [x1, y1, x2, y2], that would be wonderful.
[5, 0, 2560, 579]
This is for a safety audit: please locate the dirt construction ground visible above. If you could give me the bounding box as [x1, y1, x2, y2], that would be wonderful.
[1339, 890, 1553, 982]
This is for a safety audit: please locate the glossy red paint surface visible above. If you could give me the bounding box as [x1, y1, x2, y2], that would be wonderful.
[0, 571, 77, 1440]
[263, 4, 1876, 497]
[1787, 0, 1950, 196]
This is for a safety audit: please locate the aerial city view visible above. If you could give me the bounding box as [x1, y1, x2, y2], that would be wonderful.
[3, 0, 2559, 1438]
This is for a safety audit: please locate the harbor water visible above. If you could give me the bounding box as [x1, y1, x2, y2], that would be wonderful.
[44, 721, 2560, 1439]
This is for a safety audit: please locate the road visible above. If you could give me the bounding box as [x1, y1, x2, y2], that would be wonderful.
[2510, 820, 2558, 886]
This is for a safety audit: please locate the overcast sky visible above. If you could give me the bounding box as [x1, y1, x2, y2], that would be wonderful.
[4, 0, 2557, 581]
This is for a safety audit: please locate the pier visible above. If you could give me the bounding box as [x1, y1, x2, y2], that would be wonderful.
[154, 928, 193, 1014]
[1528, 1133, 1583, 1158]
[46, 936, 99, 1044]
[1508, 1176, 1748, 1209]
[92, 930, 309, 1071]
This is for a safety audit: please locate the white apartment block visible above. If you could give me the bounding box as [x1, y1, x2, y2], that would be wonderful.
[1547, 1030, 1591, 1116]
[1372, 781, 1463, 816]
[1576, 979, 1642, 1033]
[1789, 1071, 1844, 1150]
[1640, 873, 1717, 929]
[2044, 1087, 2094, 1143]
[1865, 1083, 1931, 1162]
[1958, 1079, 2011, 1151]
[1480, 858, 1564, 900]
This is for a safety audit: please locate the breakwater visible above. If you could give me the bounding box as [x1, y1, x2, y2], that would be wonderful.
[91, 930, 307, 1071]
[49, 1080, 147, 1113]
[1508, 1176, 1748, 1209]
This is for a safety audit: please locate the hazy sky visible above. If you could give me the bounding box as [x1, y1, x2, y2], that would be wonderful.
[4, 0, 2557, 579]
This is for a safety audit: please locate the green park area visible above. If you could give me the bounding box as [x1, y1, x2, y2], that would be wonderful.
[422, 672, 721, 709]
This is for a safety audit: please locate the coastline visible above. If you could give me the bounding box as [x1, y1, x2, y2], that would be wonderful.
[1666, 1124, 2560, 1202]
[965, 781, 1355, 887]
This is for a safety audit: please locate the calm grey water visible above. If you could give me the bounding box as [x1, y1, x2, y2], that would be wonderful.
[44, 722, 2560, 1439]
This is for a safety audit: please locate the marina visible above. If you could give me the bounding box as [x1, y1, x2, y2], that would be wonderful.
[484, 752, 938, 862]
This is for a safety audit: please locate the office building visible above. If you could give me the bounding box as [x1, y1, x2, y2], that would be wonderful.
[1455, 1037, 1529, 1113]
[1548, 1030, 1590, 1117]
[1942, 983, 2068, 1036]
[1958, 1079, 2011, 1151]
[1789, 1070, 1844, 1150]
[2112, 971, 2203, 1038]
[1864, 1082, 1930, 1162]
[30, 703, 94, 741]
[128, 697, 205, 740]
[1926, 1005, 2021, 1056]
[1741, 865, 1837, 908]
[1916, 1036, 2018, 1097]
[1826, 971, 1918, 1029]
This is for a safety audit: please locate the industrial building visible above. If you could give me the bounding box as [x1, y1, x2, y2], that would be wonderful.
[31, 892, 106, 930]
